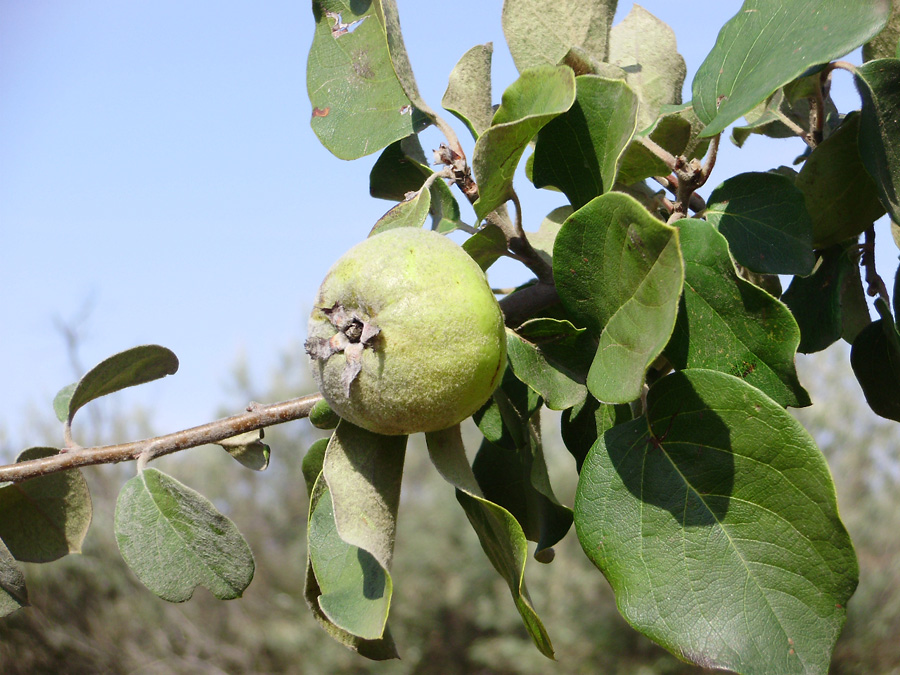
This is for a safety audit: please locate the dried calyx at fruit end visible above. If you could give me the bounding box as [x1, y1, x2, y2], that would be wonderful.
[304, 302, 380, 397]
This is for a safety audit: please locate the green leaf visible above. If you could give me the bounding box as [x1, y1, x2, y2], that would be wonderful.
[855, 58, 900, 225]
[369, 137, 463, 233]
[52, 383, 76, 423]
[506, 320, 595, 410]
[665, 219, 810, 408]
[304, 472, 399, 660]
[553, 192, 684, 403]
[0, 447, 92, 562]
[114, 468, 254, 602]
[0, 539, 27, 616]
[693, 0, 890, 137]
[617, 104, 708, 186]
[309, 398, 340, 430]
[851, 300, 900, 421]
[472, 66, 576, 221]
[706, 172, 815, 276]
[795, 113, 886, 248]
[730, 84, 838, 148]
[560, 395, 631, 471]
[527, 206, 572, 267]
[60, 345, 179, 424]
[369, 186, 431, 235]
[311, 421, 406, 639]
[307, 0, 427, 160]
[501, 0, 617, 73]
[575, 369, 858, 674]
[462, 223, 507, 271]
[302, 437, 330, 495]
[532, 75, 638, 210]
[217, 429, 270, 471]
[608, 5, 686, 130]
[864, 0, 900, 61]
[425, 425, 555, 659]
[442, 43, 494, 139]
[782, 246, 861, 353]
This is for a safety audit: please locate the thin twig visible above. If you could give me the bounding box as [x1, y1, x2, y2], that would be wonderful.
[0, 393, 323, 484]
[651, 175, 707, 213]
[861, 227, 890, 304]
[638, 135, 678, 172]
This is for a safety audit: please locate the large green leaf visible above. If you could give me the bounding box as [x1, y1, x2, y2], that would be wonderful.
[505, 319, 594, 410]
[442, 43, 494, 140]
[0, 447, 92, 563]
[693, 0, 890, 137]
[854, 58, 900, 224]
[310, 421, 406, 640]
[575, 369, 858, 674]
[553, 193, 684, 403]
[850, 299, 900, 421]
[114, 468, 254, 602]
[501, 0, 617, 73]
[665, 219, 810, 408]
[307, 0, 427, 160]
[795, 113, 886, 248]
[54, 345, 178, 424]
[607, 5, 686, 130]
[425, 425, 555, 659]
[706, 172, 815, 276]
[472, 66, 576, 221]
[532, 75, 638, 210]
[302, 436, 399, 660]
[0, 539, 27, 617]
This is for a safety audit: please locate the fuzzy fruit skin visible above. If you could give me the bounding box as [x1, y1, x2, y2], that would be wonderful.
[308, 228, 507, 435]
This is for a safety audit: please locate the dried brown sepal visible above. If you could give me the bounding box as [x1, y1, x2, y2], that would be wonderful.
[305, 302, 381, 394]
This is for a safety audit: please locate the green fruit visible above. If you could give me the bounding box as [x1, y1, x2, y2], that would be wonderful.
[306, 228, 507, 435]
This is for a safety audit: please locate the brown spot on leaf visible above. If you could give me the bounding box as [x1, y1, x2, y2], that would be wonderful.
[312, 107, 330, 118]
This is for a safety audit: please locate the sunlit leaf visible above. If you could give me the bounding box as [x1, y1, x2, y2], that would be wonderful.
[369, 186, 431, 236]
[575, 369, 858, 674]
[59, 345, 178, 424]
[854, 58, 900, 224]
[462, 223, 507, 271]
[0, 447, 92, 563]
[665, 219, 810, 408]
[114, 468, 254, 602]
[501, 0, 617, 73]
[307, 0, 427, 159]
[693, 0, 890, 137]
[442, 43, 494, 139]
[795, 113, 886, 248]
[608, 5, 686, 129]
[706, 171, 815, 276]
[532, 75, 638, 209]
[553, 193, 684, 403]
[426, 425, 555, 659]
[472, 66, 576, 221]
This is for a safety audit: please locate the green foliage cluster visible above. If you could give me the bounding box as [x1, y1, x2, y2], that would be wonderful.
[3, 1, 900, 674]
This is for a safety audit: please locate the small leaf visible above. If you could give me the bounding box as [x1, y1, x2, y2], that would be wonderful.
[369, 187, 431, 236]
[692, 0, 889, 137]
[302, 437, 330, 495]
[218, 429, 270, 471]
[462, 223, 507, 271]
[64, 345, 179, 424]
[553, 193, 684, 403]
[0, 538, 28, 617]
[0, 447, 92, 562]
[527, 206, 572, 266]
[795, 113, 886, 248]
[114, 468, 254, 602]
[442, 43, 494, 139]
[575, 369, 858, 674]
[52, 383, 76, 423]
[506, 320, 594, 410]
[472, 66, 576, 221]
[706, 171, 815, 276]
[307, 0, 427, 160]
[665, 219, 810, 408]
[309, 398, 341, 430]
[617, 104, 708, 186]
[851, 301, 900, 421]
[426, 425, 555, 659]
[532, 75, 638, 209]
[608, 5, 686, 130]
[855, 58, 900, 224]
[501, 0, 616, 73]
[560, 395, 631, 471]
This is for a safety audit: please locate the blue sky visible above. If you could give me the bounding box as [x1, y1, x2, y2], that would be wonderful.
[0, 1, 883, 450]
